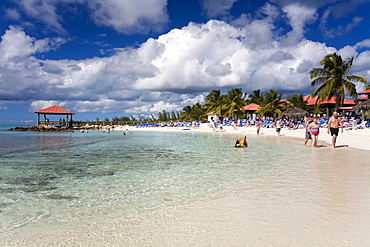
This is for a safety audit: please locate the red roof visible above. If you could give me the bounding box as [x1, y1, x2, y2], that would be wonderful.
[359, 96, 368, 101]
[320, 98, 355, 105]
[243, 103, 261, 111]
[303, 94, 319, 105]
[304, 94, 355, 105]
[34, 105, 74, 115]
[358, 89, 370, 94]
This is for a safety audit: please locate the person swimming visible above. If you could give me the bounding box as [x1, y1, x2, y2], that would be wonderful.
[235, 136, 248, 148]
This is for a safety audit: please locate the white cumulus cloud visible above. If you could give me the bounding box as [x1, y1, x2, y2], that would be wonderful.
[1, 1, 370, 117]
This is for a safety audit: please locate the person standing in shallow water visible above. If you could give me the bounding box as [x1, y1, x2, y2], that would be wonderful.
[256, 117, 262, 135]
[327, 112, 343, 148]
[309, 117, 320, 147]
[304, 116, 312, 146]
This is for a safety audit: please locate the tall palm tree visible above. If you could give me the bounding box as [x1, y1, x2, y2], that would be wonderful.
[180, 103, 204, 121]
[248, 89, 264, 105]
[203, 90, 227, 116]
[191, 103, 204, 121]
[310, 53, 367, 112]
[256, 89, 286, 118]
[223, 88, 247, 118]
[180, 105, 192, 120]
[287, 93, 308, 110]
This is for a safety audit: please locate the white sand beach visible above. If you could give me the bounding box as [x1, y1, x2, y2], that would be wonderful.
[118, 123, 370, 151]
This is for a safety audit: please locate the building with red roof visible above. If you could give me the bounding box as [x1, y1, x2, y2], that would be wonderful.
[243, 103, 261, 111]
[303, 94, 356, 106]
[358, 89, 370, 95]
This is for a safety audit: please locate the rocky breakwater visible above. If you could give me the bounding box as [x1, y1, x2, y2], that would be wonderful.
[9, 125, 72, 132]
[8, 124, 112, 132]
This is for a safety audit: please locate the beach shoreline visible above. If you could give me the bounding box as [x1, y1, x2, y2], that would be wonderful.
[2, 124, 370, 246]
[116, 124, 370, 151]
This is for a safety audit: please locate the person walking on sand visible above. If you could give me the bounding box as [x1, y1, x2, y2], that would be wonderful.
[304, 116, 312, 146]
[309, 118, 320, 147]
[256, 117, 262, 135]
[327, 112, 343, 148]
[275, 120, 281, 136]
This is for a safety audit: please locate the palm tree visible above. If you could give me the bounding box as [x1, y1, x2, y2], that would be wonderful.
[287, 93, 308, 110]
[180, 103, 204, 121]
[310, 53, 367, 112]
[158, 110, 170, 121]
[248, 89, 264, 105]
[223, 88, 248, 118]
[190, 103, 204, 121]
[203, 90, 227, 116]
[256, 89, 286, 118]
[180, 106, 192, 121]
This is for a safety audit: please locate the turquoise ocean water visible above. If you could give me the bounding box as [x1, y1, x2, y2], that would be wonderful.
[1, 125, 370, 244]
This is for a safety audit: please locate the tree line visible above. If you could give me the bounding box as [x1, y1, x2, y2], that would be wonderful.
[92, 53, 368, 123]
[194, 52, 368, 120]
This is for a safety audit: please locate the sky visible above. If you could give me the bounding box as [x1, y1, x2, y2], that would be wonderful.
[1, 0, 370, 124]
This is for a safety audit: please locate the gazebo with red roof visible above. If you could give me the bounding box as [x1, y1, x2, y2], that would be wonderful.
[34, 105, 74, 127]
[243, 103, 261, 111]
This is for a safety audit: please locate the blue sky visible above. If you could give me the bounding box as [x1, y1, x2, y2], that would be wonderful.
[1, 0, 370, 125]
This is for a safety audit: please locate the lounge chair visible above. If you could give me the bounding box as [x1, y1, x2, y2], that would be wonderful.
[354, 121, 367, 129]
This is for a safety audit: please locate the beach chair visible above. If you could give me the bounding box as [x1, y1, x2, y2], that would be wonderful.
[354, 121, 367, 129]
[318, 119, 327, 128]
[365, 119, 370, 128]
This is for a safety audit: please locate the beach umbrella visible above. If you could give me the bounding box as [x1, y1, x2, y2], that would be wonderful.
[352, 100, 370, 111]
[353, 99, 370, 119]
[282, 107, 309, 117]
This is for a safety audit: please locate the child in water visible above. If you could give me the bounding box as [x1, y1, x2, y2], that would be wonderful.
[235, 136, 248, 147]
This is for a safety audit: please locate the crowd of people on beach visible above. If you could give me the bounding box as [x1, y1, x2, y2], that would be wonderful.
[132, 112, 369, 148]
[209, 112, 368, 148]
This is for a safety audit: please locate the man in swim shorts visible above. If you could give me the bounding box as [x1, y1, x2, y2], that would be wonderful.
[327, 112, 343, 148]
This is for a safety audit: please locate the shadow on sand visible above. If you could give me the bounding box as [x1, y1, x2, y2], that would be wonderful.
[335, 145, 349, 148]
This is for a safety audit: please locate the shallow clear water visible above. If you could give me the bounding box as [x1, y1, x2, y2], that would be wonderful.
[1, 128, 370, 245]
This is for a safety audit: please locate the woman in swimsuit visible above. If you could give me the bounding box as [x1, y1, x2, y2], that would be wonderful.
[309, 118, 320, 147]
